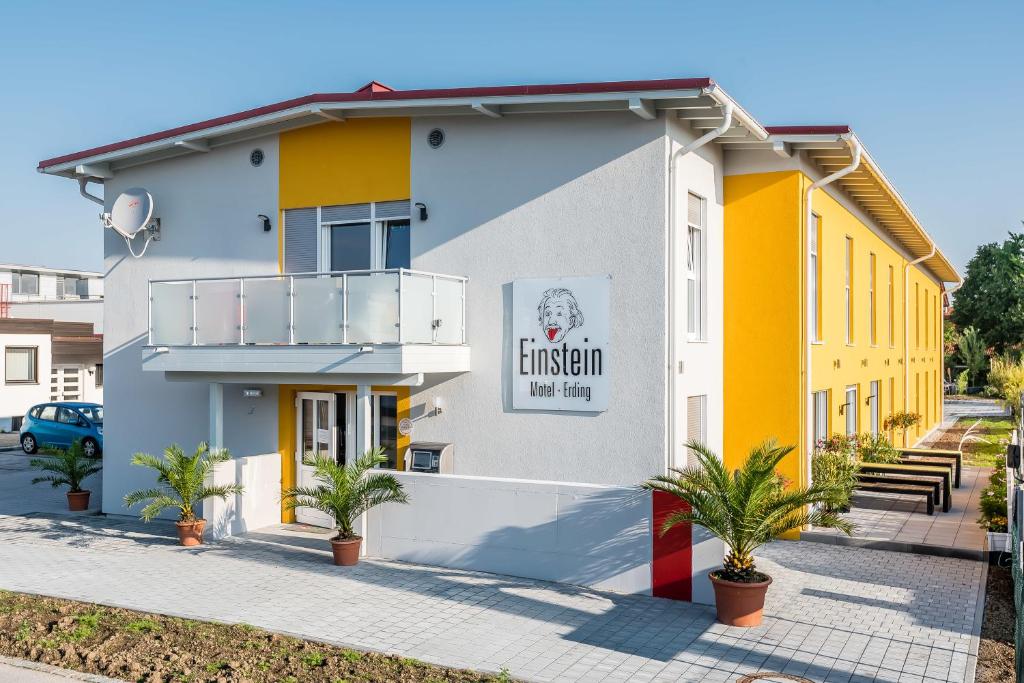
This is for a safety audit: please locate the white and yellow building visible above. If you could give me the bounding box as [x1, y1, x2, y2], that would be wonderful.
[38, 77, 959, 603]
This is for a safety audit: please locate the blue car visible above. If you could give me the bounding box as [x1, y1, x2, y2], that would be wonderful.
[20, 402, 103, 458]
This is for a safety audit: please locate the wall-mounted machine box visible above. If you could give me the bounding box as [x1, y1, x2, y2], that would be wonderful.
[404, 442, 454, 474]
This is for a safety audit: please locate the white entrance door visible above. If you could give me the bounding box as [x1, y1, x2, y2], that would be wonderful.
[50, 365, 82, 402]
[295, 392, 339, 528]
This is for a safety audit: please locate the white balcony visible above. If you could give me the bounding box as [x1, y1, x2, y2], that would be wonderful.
[141, 269, 470, 382]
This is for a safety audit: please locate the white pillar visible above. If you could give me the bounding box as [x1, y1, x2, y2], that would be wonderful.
[355, 384, 373, 551]
[205, 383, 231, 538]
[355, 385, 372, 459]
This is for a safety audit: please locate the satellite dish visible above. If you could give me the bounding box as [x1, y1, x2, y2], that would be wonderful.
[104, 188, 154, 239]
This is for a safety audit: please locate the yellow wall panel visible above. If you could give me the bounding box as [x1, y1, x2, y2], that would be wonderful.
[724, 171, 804, 486]
[279, 118, 411, 210]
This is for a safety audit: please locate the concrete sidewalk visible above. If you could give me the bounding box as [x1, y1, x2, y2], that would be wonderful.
[0, 657, 123, 682]
[0, 511, 984, 682]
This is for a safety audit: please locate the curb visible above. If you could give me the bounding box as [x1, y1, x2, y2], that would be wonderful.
[0, 656, 126, 682]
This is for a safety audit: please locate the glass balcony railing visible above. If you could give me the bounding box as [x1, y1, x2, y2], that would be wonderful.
[148, 269, 467, 346]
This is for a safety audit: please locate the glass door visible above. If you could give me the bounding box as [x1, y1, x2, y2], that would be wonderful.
[295, 392, 336, 527]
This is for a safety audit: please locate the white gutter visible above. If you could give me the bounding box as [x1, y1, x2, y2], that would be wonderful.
[665, 98, 733, 472]
[902, 241, 935, 445]
[804, 137, 862, 489]
[78, 178, 104, 206]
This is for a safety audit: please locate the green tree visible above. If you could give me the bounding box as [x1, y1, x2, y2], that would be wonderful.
[957, 326, 988, 386]
[124, 442, 243, 522]
[951, 232, 1024, 353]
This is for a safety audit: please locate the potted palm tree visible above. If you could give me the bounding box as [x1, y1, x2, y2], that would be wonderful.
[30, 440, 102, 511]
[643, 440, 853, 627]
[282, 447, 409, 566]
[123, 442, 244, 546]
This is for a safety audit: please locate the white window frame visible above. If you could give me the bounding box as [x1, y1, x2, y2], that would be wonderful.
[810, 214, 820, 342]
[888, 265, 895, 347]
[868, 253, 876, 345]
[813, 390, 828, 444]
[11, 271, 38, 296]
[844, 237, 853, 344]
[686, 192, 707, 341]
[318, 203, 412, 272]
[4, 346, 38, 384]
[869, 380, 880, 436]
[844, 385, 858, 435]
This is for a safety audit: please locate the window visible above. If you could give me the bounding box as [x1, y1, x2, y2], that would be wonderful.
[95, 364, 103, 388]
[686, 395, 707, 462]
[316, 201, 413, 273]
[888, 265, 895, 347]
[5, 347, 37, 383]
[915, 373, 920, 435]
[845, 237, 854, 344]
[924, 372, 930, 427]
[869, 380, 880, 436]
[810, 214, 821, 342]
[58, 407, 82, 425]
[888, 376, 895, 427]
[868, 253, 877, 345]
[924, 291, 930, 350]
[371, 393, 399, 469]
[11, 271, 38, 296]
[686, 192, 706, 340]
[38, 405, 57, 421]
[813, 390, 829, 444]
[844, 385, 858, 435]
[61, 276, 86, 300]
[915, 282, 920, 348]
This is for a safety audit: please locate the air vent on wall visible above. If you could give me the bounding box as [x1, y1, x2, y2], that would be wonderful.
[250, 149, 265, 167]
[427, 129, 445, 149]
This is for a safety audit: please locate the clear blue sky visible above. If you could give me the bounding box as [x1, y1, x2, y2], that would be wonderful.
[1, 0, 1020, 274]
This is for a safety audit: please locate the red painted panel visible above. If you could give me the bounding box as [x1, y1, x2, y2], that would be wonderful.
[651, 490, 692, 601]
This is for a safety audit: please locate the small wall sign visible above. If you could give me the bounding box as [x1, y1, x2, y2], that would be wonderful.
[512, 276, 610, 412]
[398, 417, 413, 436]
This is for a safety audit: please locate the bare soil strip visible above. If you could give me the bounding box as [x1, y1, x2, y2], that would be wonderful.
[0, 590, 512, 683]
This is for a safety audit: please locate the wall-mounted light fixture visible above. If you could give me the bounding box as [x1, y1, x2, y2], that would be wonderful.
[433, 396, 445, 415]
[242, 387, 263, 399]
[415, 202, 428, 221]
[257, 214, 271, 232]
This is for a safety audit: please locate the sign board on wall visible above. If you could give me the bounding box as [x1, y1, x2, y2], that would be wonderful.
[512, 276, 610, 412]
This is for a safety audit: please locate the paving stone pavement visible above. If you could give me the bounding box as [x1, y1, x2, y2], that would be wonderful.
[0, 508, 984, 683]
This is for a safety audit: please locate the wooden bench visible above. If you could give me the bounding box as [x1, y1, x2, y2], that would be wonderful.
[896, 456, 957, 489]
[854, 480, 935, 515]
[855, 472, 948, 512]
[858, 463, 951, 511]
[900, 448, 962, 488]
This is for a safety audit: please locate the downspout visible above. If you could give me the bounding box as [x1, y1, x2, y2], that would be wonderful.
[902, 241, 935, 445]
[665, 95, 733, 472]
[804, 137, 862, 490]
[78, 177, 104, 206]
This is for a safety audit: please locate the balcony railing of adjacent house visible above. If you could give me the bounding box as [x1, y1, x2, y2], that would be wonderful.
[148, 269, 467, 347]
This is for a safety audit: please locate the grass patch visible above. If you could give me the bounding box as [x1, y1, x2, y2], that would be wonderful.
[0, 590, 515, 682]
[961, 417, 1014, 467]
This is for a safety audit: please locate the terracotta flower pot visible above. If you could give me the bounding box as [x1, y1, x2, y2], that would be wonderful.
[66, 490, 90, 512]
[330, 536, 362, 566]
[175, 519, 207, 546]
[709, 572, 773, 627]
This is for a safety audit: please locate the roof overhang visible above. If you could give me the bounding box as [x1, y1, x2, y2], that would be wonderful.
[37, 77, 767, 179]
[726, 126, 960, 284]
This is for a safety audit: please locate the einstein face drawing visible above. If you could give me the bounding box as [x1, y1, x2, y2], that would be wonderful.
[537, 288, 584, 343]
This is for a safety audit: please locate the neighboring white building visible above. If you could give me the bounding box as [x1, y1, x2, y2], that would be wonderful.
[36, 77, 770, 604]
[0, 318, 103, 432]
[0, 264, 104, 333]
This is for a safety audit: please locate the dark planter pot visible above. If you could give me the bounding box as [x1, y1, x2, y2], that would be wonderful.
[709, 572, 773, 627]
[330, 536, 363, 566]
[66, 490, 90, 512]
[175, 519, 207, 546]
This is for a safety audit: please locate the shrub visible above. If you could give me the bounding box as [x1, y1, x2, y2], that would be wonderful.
[643, 440, 853, 582]
[857, 433, 901, 464]
[958, 326, 989, 386]
[124, 442, 244, 523]
[977, 457, 1008, 532]
[987, 354, 1024, 418]
[815, 433, 860, 459]
[811, 448, 857, 511]
[30, 440, 102, 494]
[955, 369, 969, 395]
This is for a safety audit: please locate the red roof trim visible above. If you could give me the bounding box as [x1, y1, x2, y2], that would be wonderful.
[38, 77, 714, 170]
[765, 125, 851, 135]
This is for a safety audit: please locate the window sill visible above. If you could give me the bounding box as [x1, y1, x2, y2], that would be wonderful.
[687, 338, 710, 344]
[811, 341, 825, 346]
[4, 381, 39, 386]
